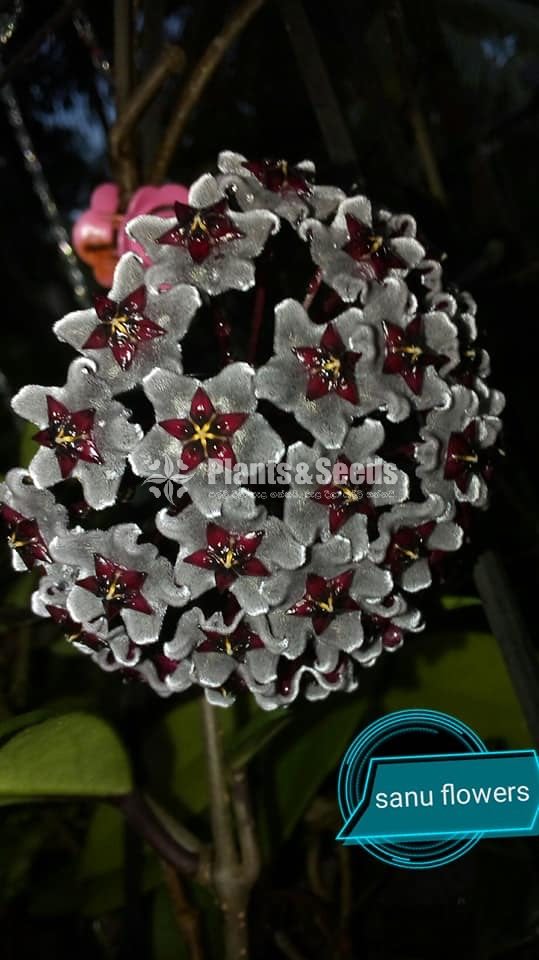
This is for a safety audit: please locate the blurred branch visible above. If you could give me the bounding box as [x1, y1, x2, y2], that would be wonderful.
[474, 551, 539, 744]
[110, 43, 185, 199]
[278, 0, 359, 178]
[161, 859, 205, 960]
[139, 0, 166, 176]
[338, 846, 352, 928]
[306, 833, 330, 901]
[151, 0, 267, 184]
[114, 789, 205, 880]
[113, 0, 137, 206]
[385, 0, 447, 206]
[0, 0, 78, 87]
[275, 931, 308, 960]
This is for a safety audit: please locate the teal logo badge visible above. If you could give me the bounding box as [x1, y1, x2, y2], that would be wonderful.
[337, 709, 539, 869]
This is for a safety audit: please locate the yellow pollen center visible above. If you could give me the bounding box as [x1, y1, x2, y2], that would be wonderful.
[8, 533, 29, 549]
[317, 594, 335, 614]
[322, 355, 341, 376]
[453, 454, 478, 463]
[190, 416, 221, 453]
[369, 235, 384, 253]
[190, 213, 208, 234]
[224, 637, 234, 656]
[222, 547, 236, 569]
[399, 345, 423, 360]
[110, 315, 131, 337]
[106, 576, 121, 601]
[340, 485, 359, 502]
[55, 426, 86, 446]
[395, 545, 419, 561]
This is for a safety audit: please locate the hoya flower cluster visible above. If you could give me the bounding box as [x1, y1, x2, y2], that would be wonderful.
[0, 153, 504, 709]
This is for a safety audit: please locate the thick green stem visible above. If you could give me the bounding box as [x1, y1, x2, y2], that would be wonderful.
[201, 697, 250, 959]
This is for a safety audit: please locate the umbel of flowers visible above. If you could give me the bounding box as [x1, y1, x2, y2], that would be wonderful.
[0, 153, 504, 709]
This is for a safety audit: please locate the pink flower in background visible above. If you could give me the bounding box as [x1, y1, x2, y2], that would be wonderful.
[72, 183, 120, 287]
[73, 182, 190, 286]
[119, 184, 190, 265]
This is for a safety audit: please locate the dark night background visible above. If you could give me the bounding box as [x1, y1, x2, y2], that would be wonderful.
[0, 1, 538, 958]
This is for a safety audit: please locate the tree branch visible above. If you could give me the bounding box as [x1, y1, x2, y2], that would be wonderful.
[113, 0, 137, 207]
[474, 550, 539, 744]
[0, 0, 78, 88]
[278, 0, 358, 176]
[230, 769, 260, 887]
[202, 696, 250, 959]
[110, 43, 185, 193]
[114, 789, 205, 880]
[161, 858, 205, 960]
[151, 0, 267, 184]
[385, 0, 447, 205]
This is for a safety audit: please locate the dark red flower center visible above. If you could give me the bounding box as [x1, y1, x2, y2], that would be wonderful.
[294, 323, 361, 405]
[343, 215, 405, 281]
[361, 612, 403, 651]
[153, 654, 181, 680]
[287, 570, 359, 635]
[184, 523, 270, 592]
[33, 396, 103, 480]
[86, 287, 165, 371]
[243, 158, 313, 197]
[445, 422, 494, 492]
[0, 504, 51, 568]
[157, 199, 244, 263]
[451, 328, 482, 388]
[383, 316, 447, 395]
[198, 622, 264, 661]
[313, 456, 378, 534]
[322, 656, 348, 684]
[45, 604, 106, 651]
[160, 387, 247, 471]
[384, 522, 436, 575]
[76, 554, 153, 618]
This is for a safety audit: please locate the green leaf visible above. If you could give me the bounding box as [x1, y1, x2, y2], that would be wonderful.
[152, 886, 189, 960]
[19, 420, 39, 468]
[144, 698, 208, 815]
[227, 707, 290, 771]
[384, 631, 532, 746]
[0, 709, 53, 743]
[82, 855, 161, 917]
[79, 803, 125, 879]
[273, 696, 368, 839]
[441, 594, 482, 610]
[0, 712, 132, 799]
[144, 697, 235, 816]
[29, 864, 80, 917]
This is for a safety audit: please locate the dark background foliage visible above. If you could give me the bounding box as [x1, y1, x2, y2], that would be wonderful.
[0, 1, 538, 958]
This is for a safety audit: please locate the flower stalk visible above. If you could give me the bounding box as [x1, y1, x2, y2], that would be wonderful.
[202, 696, 252, 959]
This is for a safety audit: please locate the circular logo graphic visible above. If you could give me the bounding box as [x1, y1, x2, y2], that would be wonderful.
[337, 708, 488, 869]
